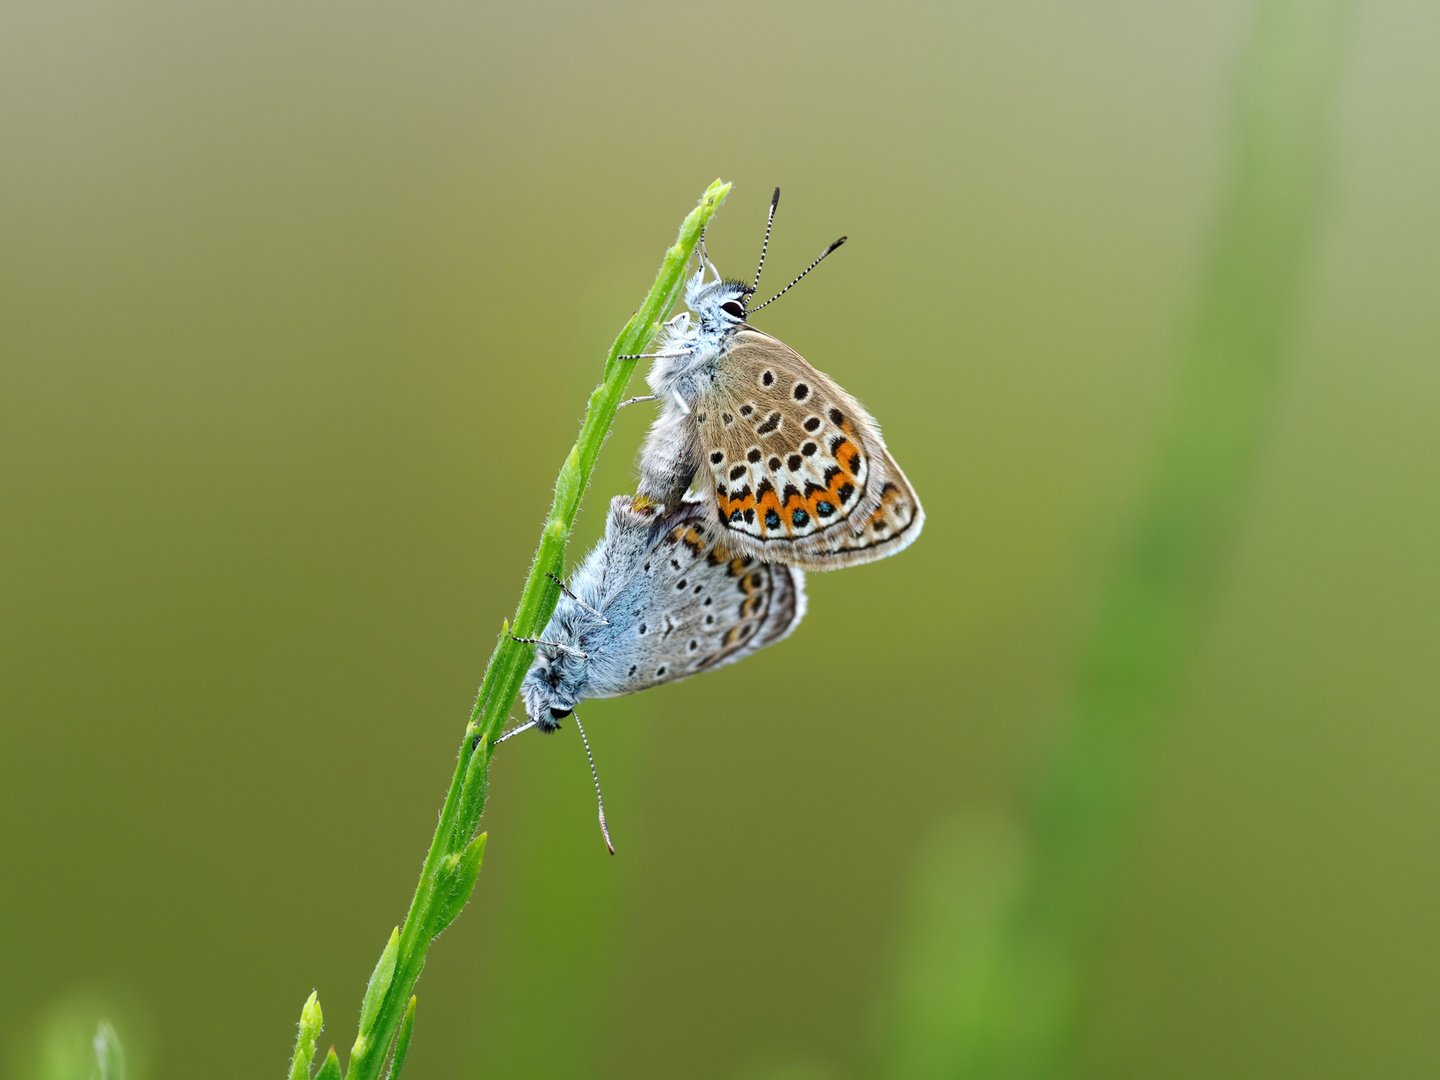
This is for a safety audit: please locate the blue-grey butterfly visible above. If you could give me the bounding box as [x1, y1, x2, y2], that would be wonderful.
[505, 493, 806, 850]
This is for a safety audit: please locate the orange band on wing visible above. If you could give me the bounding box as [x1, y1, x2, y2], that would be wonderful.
[716, 434, 867, 537]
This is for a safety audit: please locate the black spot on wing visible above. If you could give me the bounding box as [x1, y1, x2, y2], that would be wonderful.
[756, 411, 782, 434]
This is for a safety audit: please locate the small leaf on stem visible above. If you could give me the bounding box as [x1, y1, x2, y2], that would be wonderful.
[353, 927, 400, 1054]
[453, 737, 490, 845]
[385, 996, 417, 1080]
[288, 991, 323, 1080]
[432, 832, 487, 934]
[315, 1046, 342, 1080]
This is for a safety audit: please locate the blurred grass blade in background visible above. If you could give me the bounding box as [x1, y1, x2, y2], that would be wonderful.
[875, 816, 1028, 1079]
[877, 0, 1357, 1076]
[17, 993, 147, 1080]
[91, 1022, 124, 1080]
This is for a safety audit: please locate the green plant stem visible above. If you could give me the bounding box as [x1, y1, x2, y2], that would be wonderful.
[334, 178, 730, 1080]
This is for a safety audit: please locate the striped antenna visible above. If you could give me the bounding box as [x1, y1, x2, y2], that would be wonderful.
[572, 709, 614, 855]
[750, 186, 782, 302]
[746, 236, 847, 315]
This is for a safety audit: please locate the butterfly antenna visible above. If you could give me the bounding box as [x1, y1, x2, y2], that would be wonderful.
[746, 235, 847, 315]
[750, 186, 781, 301]
[572, 709, 615, 855]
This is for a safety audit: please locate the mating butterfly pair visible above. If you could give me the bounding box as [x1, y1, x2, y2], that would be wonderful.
[509, 190, 924, 851]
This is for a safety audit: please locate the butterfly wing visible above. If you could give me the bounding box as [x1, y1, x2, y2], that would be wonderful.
[694, 329, 924, 569]
[583, 498, 806, 699]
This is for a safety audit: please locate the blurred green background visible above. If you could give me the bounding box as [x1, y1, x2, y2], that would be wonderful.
[2, 0, 1437, 1077]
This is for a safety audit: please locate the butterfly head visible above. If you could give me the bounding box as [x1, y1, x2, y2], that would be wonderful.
[685, 263, 754, 331]
[521, 648, 585, 732]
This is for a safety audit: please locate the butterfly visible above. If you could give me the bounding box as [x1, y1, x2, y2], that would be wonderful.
[632, 187, 924, 570]
[507, 494, 806, 851]
[517, 493, 805, 729]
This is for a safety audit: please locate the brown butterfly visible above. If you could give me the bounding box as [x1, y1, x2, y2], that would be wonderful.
[630, 188, 924, 570]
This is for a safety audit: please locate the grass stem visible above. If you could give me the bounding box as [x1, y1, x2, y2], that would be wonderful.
[284, 178, 731, 1080]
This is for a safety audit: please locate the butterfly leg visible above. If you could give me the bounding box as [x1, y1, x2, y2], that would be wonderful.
[545, 572, 608, 625]
[614, 348, 693, 362]
[510, 634, 588, 660]
[616, 394, 658, 408]
[496, 719, 537, 743]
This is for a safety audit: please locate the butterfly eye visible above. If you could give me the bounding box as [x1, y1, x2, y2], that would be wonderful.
[549, 706, 572, 720]
[721, 301, 745, 319]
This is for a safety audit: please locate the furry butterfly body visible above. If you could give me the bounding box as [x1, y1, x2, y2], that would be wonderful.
[520, 494, 806, 730]
[637, 193, 924, 569]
